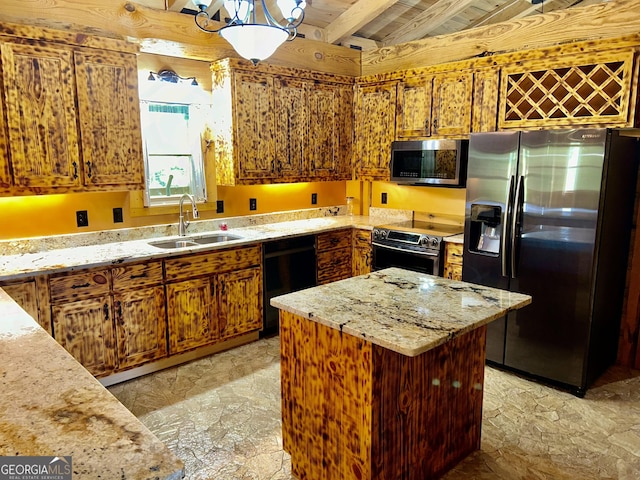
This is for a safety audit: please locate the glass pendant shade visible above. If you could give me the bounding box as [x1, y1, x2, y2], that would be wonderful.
[223, 0, 252, 22]
[276, 0, 305, 21]
[219, 24, 288, 64]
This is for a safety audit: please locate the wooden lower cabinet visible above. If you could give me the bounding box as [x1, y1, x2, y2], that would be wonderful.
[166, 277, 219, 353]
[49, 261, 167, 377]
[52, 294, 117, 377]
[0, 277, 51, 334]
[164, 245, 263, 355]
[443, 242, 463, 281]
[316, 229, 352, 285]
[352, 228, 373, 276]
[114, 286, 167, 370]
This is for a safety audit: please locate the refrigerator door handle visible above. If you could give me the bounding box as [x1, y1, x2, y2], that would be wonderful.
[502, 175, 515, 277]
[510, 175, 524, 279]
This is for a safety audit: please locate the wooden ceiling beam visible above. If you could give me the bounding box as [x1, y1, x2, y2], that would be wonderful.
[382, 0, 476, 46]
[324, 0, 400, 45]
[468, 0, 575, 29]
[362, 0, 640, 75]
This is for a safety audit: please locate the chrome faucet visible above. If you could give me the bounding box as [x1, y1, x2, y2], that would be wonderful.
[178, 194, 199, 236]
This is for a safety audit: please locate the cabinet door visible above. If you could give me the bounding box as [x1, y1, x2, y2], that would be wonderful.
[1, 42, 81, 188]
[352, 229, 372, 276]
[52, 295, 117, 377]
[233, 72, 276, 181]
[74, 50, 143, 188]
[471, 68, 500, 133]
[166, 278, 218, 354]
[114, 286, 167, 369]
[431, 72, 473, 137]
[274, 77, 308, 180]
[217, 266, 262, 339]
[396, 76, 433, 139]
[0, 83, 10, 189]
[443, 242, 464, 281]
[354, 83, 397, 180]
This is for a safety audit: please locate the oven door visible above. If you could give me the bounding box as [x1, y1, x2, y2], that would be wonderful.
[372, 243, 442, 275]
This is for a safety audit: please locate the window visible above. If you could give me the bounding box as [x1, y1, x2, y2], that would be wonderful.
[140, 101, 209, 207]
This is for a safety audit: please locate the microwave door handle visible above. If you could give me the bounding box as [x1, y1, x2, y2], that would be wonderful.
[510, 175, 524, 279]
[501, 175, 515, 278]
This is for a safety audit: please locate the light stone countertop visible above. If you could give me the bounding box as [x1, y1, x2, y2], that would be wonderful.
[0, 214, 374, 281]
[271, 267, 531, 357]
[0, 288, 184, 479]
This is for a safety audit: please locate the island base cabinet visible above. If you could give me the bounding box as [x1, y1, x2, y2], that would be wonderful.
[280, 310, 486, 479]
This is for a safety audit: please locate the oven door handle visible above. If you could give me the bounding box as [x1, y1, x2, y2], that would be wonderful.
[372, 242, 439, 257]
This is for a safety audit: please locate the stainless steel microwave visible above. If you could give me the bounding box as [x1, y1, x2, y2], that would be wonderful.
[390, 139, 468, 187]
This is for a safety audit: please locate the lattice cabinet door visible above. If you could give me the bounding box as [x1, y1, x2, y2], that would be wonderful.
[498, 50, 638, 129]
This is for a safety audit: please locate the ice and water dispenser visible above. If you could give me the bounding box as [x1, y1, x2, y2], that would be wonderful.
[468, 205, 502, 254]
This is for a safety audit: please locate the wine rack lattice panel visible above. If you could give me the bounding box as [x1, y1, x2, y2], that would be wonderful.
[498, 50, 636, 128]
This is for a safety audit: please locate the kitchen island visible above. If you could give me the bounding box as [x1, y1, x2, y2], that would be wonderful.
[271, 267, 531, 479]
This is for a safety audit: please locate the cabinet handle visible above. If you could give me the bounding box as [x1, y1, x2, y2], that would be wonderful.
[86, 161, 92, 178]
[71, 282, 91, 289]
[130, 272, 148, 279]
[433, 118, 438, 130]
[103, 303, 109, 321]
[72, 161, 78, 179]
[425, 119, 429, 132]
[116, 301, 123, 324]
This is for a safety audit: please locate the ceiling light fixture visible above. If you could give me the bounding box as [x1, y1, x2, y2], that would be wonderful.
[191, 0, 306, 65]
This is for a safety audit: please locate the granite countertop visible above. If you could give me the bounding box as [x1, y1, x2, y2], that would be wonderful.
[271, 267, 531, 357]
[0, 215, 374, 281]
[0, 288, 184, 479]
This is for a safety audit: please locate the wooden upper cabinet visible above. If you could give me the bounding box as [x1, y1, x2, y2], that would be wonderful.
[354, 82, 397, 181]
[233, 71, 277, 182]
[274, 76, 307, 180]
[431, 71, 473, 137]
[471, 68, 500, 133]
[212, 58, 354, 185]
[74, 50, 143, 188]
[307, 83, 353, 180]
[1, 42, 81, 189]
[396, 75, 433, 139]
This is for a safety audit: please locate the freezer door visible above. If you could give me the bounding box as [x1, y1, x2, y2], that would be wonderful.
[504, 129, 605, 389]
[463, 131, 519, 363]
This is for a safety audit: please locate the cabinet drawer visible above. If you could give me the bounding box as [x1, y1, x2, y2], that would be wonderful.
[165, 245, 262, 282]
[49, 269, 110, 303]
[445, 242, 464, 265]
[317, 247, 352, 284]
[352, 228, 372, 246]
[112, 261, 163, 291]
[317, 229, 351, 251]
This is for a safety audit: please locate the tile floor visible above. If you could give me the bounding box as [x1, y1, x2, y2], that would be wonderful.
[108, 336, 640, 479]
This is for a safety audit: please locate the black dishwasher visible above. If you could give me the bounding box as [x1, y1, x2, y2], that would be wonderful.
[262, 235, 317, 336]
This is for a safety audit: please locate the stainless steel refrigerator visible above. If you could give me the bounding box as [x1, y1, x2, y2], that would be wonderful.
[462, 128, 639, 396]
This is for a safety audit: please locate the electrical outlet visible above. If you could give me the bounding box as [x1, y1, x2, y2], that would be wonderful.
[76, 210, 89, 227]
[311, 193, 317, 205]
[249, 198, 257, 211]
[381, 192, 388, 204]
[216, 200, 224, 214]
[113, 207, 123, 223]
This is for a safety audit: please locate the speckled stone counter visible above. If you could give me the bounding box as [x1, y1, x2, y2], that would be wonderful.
[271, 267, 530, 356]
[0, 289, 184, 479]
[273, 268, 531, 480]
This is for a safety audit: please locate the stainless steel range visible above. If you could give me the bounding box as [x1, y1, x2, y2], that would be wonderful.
[372, 220, 463, 276]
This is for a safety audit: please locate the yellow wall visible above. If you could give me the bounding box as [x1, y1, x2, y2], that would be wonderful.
[0, 182, 347, 240]
[346, 180, 466, 220]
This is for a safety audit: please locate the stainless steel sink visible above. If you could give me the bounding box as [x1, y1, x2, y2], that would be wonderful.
[190, 233, 243, 244]
[149, 233, 243, 249]
[149, 239, 200, 249]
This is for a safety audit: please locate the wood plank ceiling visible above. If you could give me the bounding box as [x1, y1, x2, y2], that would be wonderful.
[151, 0, 608, 50]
